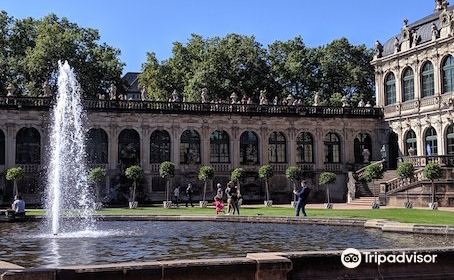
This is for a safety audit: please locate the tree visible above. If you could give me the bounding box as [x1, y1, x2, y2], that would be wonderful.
[159, 161, 175, 202]
[88, 167, 106, 203]
[285, 166, 302, 204]
[0, 11, 124, 97]
[319, 172, 336, 206]
[125, 165, 144, 207]
[362, 163, 384, 208]
[5, 166, 24, 198]
[230, 168, 245, 191]
[423, 162, 442, 209]
[198, 165, 214, 203]
[259, 165, 274, 203]
[396, 161, 415, 207]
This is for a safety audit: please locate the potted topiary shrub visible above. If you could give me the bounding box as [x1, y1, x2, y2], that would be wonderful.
[125, 165, 144, 209]
[319, 172, 336, 209]
[285, 166, 301, 207]
[6, 166, 24, 199]
[423, 162, 442, 210]
[88, 167, 107, 210]
[362, 163, 384, 209]
[160, 161, 175, 208]
[396, 161, 415, 208]
[198, 165, 214, 208]
[259, 165, 274, 207]
[230, 167, 245, 205]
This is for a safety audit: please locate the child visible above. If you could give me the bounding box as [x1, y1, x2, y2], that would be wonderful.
[213, 196, 224, 215]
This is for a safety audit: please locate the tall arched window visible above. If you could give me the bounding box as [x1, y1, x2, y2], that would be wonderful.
[385, 73, 396, 105]
[424, 127, 438, 156]
[354, 133, 372, 163]
[210, 130, 230, 163]
[0, 129, 4, 165]
[150, 130, 171, 163]
[443, 55, 454, 94]
[421, 61, 434, 97]
[402, 68, 414, 102]
[404, 130, 417, 156]
[446, 125, 454, 155]
[296, 132, 314, 163]
[16, 127, 41, 164]
[180, 129, 201, 164]
[268, 132, 287, 163]
[87, 128, 108, 164]
[324, 132, 341, 163]
[118, 129, 140, 166]
[240, 131, 259, 165]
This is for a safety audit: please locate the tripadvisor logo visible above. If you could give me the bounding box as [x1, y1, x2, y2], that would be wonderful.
[341, 248, 438, 268]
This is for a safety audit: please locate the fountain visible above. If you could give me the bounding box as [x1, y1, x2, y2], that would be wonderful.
[46, 61, 95, 235]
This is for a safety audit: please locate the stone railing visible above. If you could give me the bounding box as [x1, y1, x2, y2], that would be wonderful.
[354, 160, 385, 179]
[17, 164, 40, 173]
[270, 163, 288, 173]
[383, 168, 425, 196]
[0, 96, 384, 118]
[211, 163, 231, 173]
[323, 163, 343, 172]
[150, 163, 160, 173]
[297, 163, 315, 172]
[400, 155, 454, 167]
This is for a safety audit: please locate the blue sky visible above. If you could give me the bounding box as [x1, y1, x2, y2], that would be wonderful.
[2, 1, 434, 73]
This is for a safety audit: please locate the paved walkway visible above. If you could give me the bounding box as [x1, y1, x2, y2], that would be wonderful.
[260, 203, 454, 211]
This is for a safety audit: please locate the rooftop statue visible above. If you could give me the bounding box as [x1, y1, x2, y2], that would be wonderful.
[42, 81, 52, 97]
[201, 88, 209, 103]
[6, 83, 16, 97]
[358, 99, 366, 107]
[394, 37, 400, 53]
[341, 95, 350, 107]
[286, 94, 295, 105]
[273, 96, 279, 105]
[374, 40, 383, 59]
[109, 83, 117, 100]
[297, 99, 303, 106]
[171, 89, 181, 102]
[365, 101, 372, 107]
[247, 97, 254, 104]
[411, 29, 420, 47]
[241, 95, 247, 104]
[432, 23, 439, 40]
[230, 92, 238, 104]
[140, 87, 147, 101]
[259, 89, 268, 105]
[313, 92, 320, 106]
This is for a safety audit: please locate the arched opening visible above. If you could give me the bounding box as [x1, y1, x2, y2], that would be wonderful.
[180, 129, 201, 164]
[86, 128, 108, 164]
[354, 133, 372, 163]
[421, 61, 434, 97]
[446, 124, 454, 155]
[240, 131, 259, 165]
[0, 129, 4, 165]
[424, 127, 438, 156]
[404, 129, 417, 156]
[402, 67, 414, 102]
[210, 130, 230, 163]
[385, 73, 396, 105]
[118, 129, 140, 167]
[296, 132, 314, 163]
[268, 132, 287, 163]
[324, 132, 341, 163]
[150, 130, 171, 163]
[16, 127, 41, 164]
[442, 55, 454, 94]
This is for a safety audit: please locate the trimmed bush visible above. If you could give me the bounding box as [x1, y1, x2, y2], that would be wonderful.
[396, 162, 415, 179]
[125, 165, 144, 204]
[259, 165, 274, 202]
[198, 165, 214, 202]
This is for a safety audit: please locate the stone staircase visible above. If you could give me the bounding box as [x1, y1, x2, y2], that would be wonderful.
[347, 197, 377, 207]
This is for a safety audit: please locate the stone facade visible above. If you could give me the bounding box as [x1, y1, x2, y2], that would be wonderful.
[0, 98, 386, 204]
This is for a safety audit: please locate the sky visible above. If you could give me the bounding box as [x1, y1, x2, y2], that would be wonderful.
[1, 0, 435, 74]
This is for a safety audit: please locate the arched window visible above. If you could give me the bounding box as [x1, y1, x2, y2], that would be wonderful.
[240, 131, 259, 165]
[0, 129, 4, 165]
[180, 129, 201, 164]
[296, 132, 314, 163]
[421, 61, 434, 97]
[86, 128, 108, 164]
[324, 132, 341, 163]
[402, 68, 414, 102]
[385, 73, 396, 105]
[404, 130, 417, 156]
[150, 130, 171, 163]
[446, 125, 454, 155]
[210, 130, 230, 163]
[118, 129, 140, 166]
[268, 132, 287, 163]
[354, 133, 372, 163]
[424, 127, 438, 156]
[443, 55, 454, 94]
[16, 127, 40, 164]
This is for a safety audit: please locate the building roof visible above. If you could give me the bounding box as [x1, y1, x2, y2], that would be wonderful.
[381, 5, 454, 57]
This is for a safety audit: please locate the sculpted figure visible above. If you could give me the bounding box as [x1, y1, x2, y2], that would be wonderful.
[6, 83, 16, 97]
[358, 99, 365, 107]
[259, 89, 268, 105]
[171, 89, 181, 102]
[286, 94, 295, 106]
[341, 95, 350, 107]
[313, 92, 320, 106]
[109, 83, 117, 100]
[201, 88, 209, 103]
[273, 96, 279, 105]
[230, 92, 238, 104]
[362, 148, 371, 163]
[374, 40, 383, 58]
[42, 81, 52, 97]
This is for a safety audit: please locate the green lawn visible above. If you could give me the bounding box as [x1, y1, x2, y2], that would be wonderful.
[25, 206, 454, 225]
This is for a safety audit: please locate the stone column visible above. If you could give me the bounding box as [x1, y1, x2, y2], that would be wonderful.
[414, 63, 421, 100]
[171, 126, 180, 169]
[260, 127, 269, 165]
[201, 124, 210, 165]
[375, 72, 383, 107]
[315, 128, 324, 170]
[5, 123, 16, 168]
[395, 69, 403, 104]
[288, 127, 297, 166]
[108, 125, 118, 170]
[416, 124, 424, 156]
[141, 126, 150, 170]
[231, 126, 240, 168]
[434, 55, 442, 95]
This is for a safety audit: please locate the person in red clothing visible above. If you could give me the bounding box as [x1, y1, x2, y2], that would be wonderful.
[213, 196, 224, 215]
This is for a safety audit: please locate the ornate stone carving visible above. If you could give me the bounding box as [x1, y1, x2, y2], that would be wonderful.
[201, 88, 209, 103]
[341, 95, 350, 107]
[432, 23, 440, 40]
[171, 90, 181, 102]
[347, 172, 356, 203]
[357, 99, 365, 107]
[6, 83, 16, 97]
[374, 40, 383, 59]
[42, 81, 52, 97]
[259, 89, 268, 105]
[285, 94, 295, 105]
[273, 96, 279, 105]
[411, 29, 420, 47]
[109, 84, 117, 100]
[362, 148, 371, 163]
[313, 92, 320, 106]
[230, 92, 238, 104]
[394, 37, 401, 54]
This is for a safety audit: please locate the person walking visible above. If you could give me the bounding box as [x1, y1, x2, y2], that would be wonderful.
[225, 182, 232, 214]
[173, 186, 180, 207]
[293, 180, 310, 217]
[185, 183, 194, 207]
[216, 183, 223, 200]
[230, 184, 240, 215]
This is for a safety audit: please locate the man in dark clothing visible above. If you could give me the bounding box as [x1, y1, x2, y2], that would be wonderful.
[293, 181, 310, 217]
[185, 183, 194, 207]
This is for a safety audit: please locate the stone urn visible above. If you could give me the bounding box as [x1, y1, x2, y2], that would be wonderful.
[429, 202, 438, 210]
[324, 203, 333, 209]
[128, 201, 138, 209]
[199, 201, 208, 208]
[163, 201, 172, 208]
[264, 200, 273, 207]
